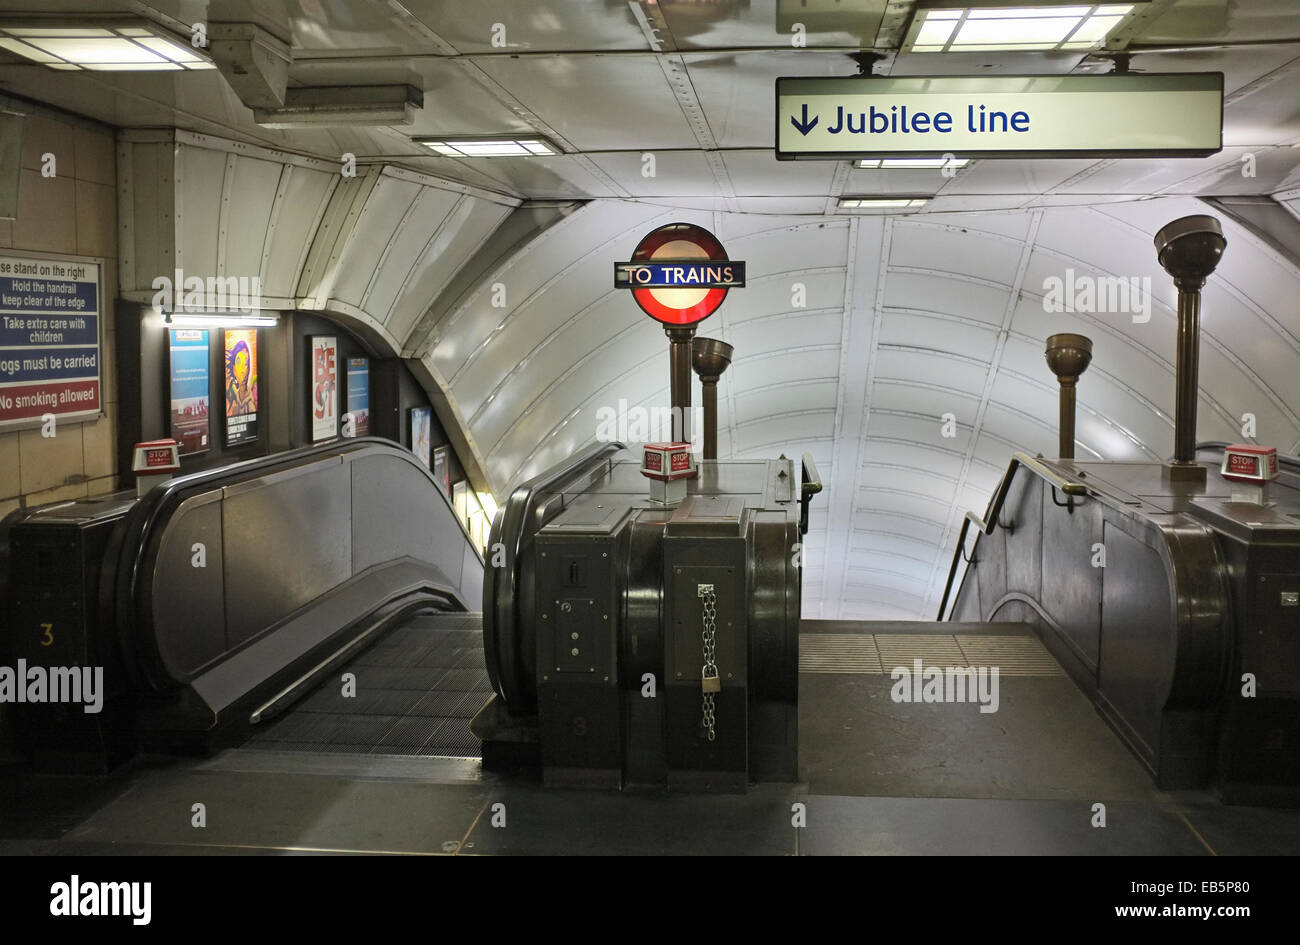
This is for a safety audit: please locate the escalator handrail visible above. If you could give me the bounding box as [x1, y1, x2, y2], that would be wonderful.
[483, 440, 627, 709]
[115, 437, 481, 689]
[936, 451, 1086, 622]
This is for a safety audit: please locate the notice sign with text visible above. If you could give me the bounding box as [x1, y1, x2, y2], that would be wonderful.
[0, 254, 100, 428]
[776, 73, 1223, 160]
[168, 329, 210, 456]
[345, 357, 369, 437]
[311, 336, 338, 442]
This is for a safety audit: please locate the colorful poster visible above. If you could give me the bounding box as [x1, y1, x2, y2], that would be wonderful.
[168, 328, 210, 456]
[344, 357, 369, 437]
[310, 335, 337, 442]
[0, 254, 100, 428]
[223, 328, 259, 446]
[432, 445, 450, 498]
[410, 406, 431, 468]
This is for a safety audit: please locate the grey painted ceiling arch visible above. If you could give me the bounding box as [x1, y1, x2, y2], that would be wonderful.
[421, 194, 1300, 620]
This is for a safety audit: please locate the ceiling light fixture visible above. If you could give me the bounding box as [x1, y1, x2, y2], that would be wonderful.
[856, 157, 972, 169]
[412, 136, 562, 158]
[838, 196, 932, 210]
[164, 312, 279, 328]
[0, 21, 213, 71]
[903, 2, 1145, 54]
[254, 85, 422, 127]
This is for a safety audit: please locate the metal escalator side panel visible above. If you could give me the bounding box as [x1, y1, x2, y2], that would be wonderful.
[114, 480, 180, 691]
[118, 439, 481, 694]
[963, 455, 1230, 787]
[1090, 513, 1228, 787]
[939, 453, 1088, 621]
[746, 509, 799, 705]
[482, 441, 627, 714]
[482, 482, 529, 712]
[1160, 518, 1232, 709]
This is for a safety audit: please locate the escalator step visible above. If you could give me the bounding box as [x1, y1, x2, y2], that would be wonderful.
[245, 619, 493, 758]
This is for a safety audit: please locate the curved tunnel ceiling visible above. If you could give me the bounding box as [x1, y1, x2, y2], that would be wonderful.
[410, 195, 1300, 621]
[8, 0, 1300, 622]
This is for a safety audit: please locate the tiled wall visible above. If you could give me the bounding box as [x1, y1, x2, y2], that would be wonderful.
[0, 103, 118, 519]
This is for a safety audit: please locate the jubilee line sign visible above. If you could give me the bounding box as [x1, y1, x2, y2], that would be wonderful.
[775, 73, 1223, 161]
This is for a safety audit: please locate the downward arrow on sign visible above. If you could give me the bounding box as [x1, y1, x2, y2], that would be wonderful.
[791, 104, 818, 136]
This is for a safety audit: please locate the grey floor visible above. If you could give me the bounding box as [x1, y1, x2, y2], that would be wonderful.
[1, 617, 1298, 855]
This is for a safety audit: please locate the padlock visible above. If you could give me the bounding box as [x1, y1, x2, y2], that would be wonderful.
[702, 671, 721, 693]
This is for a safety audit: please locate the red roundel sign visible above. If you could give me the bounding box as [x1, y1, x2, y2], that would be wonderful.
[616, 223, 743, 326]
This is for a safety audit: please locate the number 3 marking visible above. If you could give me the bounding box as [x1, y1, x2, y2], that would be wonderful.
[39, 623, 53, 646]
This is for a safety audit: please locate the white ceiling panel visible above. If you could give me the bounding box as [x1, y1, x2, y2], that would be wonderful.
[360, 188, 465, 327]
[686, 49, 861, 150]
[472, 54, 700, 150]
[727, 346, 842, 391]
[176, 145, 228, 274]
[729, 310, 842, 356]
[387, 197, 514, 344]
[867, 410, 973, 454]
[733, 379, 838, 417]
[327, 175, 426, 306]
[859, 464, 958, 500]
[877, 311, 999, 360]
[890, 223, 1024, 285]
[869, 381, 982, 421]
[219, 156, 286, 282]
[939, 159, 1100, 195]
[405, 1, 649, 53]
[587, 150, 720, 197]
[260, 167, 339, 300]
[720, 149, 840, 197]
[875, 347, 992, 393]
[882, 272, 1010, 327]
[854, 511, 945, 547]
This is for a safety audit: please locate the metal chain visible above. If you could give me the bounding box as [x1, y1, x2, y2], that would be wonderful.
[701, 585, 717, 742]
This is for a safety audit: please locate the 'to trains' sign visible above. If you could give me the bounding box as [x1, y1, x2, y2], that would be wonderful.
[615, 223, 745, 326]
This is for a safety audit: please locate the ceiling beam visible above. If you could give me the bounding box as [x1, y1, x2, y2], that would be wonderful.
[820, 215, 886, 619]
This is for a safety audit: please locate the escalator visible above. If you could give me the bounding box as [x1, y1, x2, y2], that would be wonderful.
[9, 428, 1298, 809]
[934, 443, 1300, 806]
[242, 613, 491, 758]
[4, 437, 485, 770]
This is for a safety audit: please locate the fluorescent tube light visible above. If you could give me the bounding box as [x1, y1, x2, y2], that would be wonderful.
[838, 196, 932, 210]
[165, 313, 279, 328]
[856, 157, 971, 169]
[904, 3, 1140, 53]
[413, 136, 562, 158]
[0, 20, 214, 70]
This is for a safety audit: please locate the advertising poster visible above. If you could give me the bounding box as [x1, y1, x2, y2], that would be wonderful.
[0, 254, 100, 429]
[223, 328, 259, 446]
[168, 328, 210, 456]
[345, 357, 369, 437]
[310, 335, 338, 442]
[410, 406, 431, 469]
[431, 445, 450, 499]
